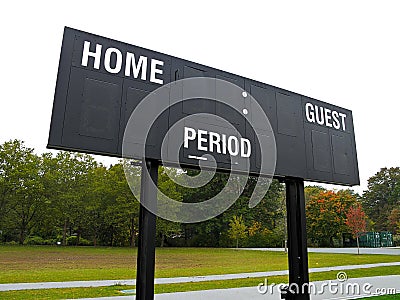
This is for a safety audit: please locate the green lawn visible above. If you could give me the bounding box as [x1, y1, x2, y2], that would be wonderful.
[1, 245, 399, 283]
[0, 245, 399, 299]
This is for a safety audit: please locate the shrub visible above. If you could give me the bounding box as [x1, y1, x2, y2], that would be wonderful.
[43, 239, 56, 245]
[78, 238, 93, 246]
[244, 229, 284, 248]
[24, 236, 46, 245]
[66, 236, 93, 246]
[66, 236, 78, 245]
[5, 241, 18, 246]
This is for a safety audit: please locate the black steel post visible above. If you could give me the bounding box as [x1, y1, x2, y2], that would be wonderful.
[282, 177, 310, 300]
[136, 159, 159, 300]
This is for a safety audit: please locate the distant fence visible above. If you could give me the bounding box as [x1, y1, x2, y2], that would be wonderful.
[343, 231, 394, 248]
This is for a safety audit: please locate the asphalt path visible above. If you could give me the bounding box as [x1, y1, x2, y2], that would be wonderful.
[75, 275, 400, 300]
[241, 247, 400, 255]
[1, 262, 400, 292]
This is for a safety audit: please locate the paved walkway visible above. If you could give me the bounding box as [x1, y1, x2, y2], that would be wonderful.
[241, 247, 400, 255]
[1, 262, 400, 292]
[76, 275, 400, 300]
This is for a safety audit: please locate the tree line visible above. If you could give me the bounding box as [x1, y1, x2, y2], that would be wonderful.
[0, 140, 285, 247]
[0, 139, 399, 247]
[304, 166, 400, 247]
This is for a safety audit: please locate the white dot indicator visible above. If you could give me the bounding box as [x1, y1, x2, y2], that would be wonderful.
[242, 108, 248, 115]
[242, 91, 247, 98]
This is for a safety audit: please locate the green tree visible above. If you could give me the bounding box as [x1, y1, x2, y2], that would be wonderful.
[179, 173, 283, 247]
[250, 180, 285, 233]
[156, 167, 182, 247]
[180, 170, 229, 247]
[98, 163, 140, 247]
[0, 140, 45, 244]
[228, 215, 247, 248]
[362, 167, 400, 231]
[42, 151, 97, 245]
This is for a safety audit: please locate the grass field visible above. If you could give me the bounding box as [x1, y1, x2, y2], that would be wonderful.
[0, 245, 399, 299]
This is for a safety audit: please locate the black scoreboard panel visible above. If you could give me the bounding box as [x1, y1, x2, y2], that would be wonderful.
[48, 27, 359, 186]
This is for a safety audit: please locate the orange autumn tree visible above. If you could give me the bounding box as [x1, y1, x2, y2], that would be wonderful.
[306, 190, 357, 247]
[345, 204, 367, 254]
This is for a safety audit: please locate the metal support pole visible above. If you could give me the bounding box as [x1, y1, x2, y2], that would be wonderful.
[136, 159, 159, 300]
[282, 177, 310, 300]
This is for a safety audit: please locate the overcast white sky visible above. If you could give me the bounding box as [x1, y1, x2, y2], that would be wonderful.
[1, 1, 399, 194]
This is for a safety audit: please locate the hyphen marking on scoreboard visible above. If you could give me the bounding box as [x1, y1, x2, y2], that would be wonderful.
[188, 155, 208, 161]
